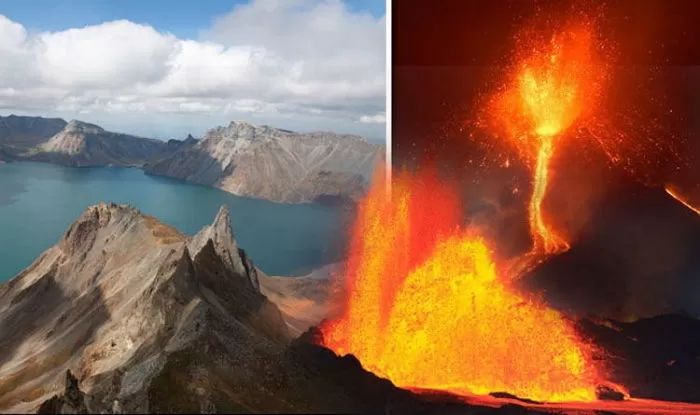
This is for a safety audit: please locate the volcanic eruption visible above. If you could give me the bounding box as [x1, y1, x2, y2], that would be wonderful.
[484, 21, 606, 261]
[321, 7, 700, 414]
[322, 168, 604, 402]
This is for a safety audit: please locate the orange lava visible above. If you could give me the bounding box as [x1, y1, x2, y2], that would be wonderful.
[665, 185, 700, 216]
[322, 168, 602, 402]
[487, 22, 605, 255]
[530, 135, 570, 253]
[456, 392, 700, 415]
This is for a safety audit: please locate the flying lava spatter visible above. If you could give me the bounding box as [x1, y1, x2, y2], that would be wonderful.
[486, 23, 605, 256]
[321, 18, 612, 404]
[665, 185, 700, 216]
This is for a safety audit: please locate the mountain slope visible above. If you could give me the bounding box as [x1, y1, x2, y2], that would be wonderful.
[145, 121, 382, 203]
[259, 263, 343, 337]
[27, 120, 177, 167]
[0, 115, 67, 155]
[0, 203, 288, 412]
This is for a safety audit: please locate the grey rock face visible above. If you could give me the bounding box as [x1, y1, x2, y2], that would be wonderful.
[0, 203, 288, 413]
[145, 121, 383, 203]
[188, 206, 255, 289]
[28, 120, 173, 167]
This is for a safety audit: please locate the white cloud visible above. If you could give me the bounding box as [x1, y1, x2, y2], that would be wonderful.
[359, 113, 386, 124]
[0, 0, 385, 139]
[36, 20, 177, 88]
[204, 0, 385, 105]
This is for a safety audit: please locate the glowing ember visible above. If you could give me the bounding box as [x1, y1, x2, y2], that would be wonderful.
[487, 23, 604, 255]
[323, 169, 602, 402]
[665, 185, 700, 216]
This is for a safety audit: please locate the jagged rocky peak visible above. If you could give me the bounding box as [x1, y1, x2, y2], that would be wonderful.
[166, 134, 197, 148]
[209, 120, 283, 140]
[60, 202, 142, 256]
[0, 203, 288, 413]
[188, 205, 259, 290]
[63, 119, 105, 134]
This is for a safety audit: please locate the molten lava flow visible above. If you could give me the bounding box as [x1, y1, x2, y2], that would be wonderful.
[323, 169, 602, 403]
[665, 185, 700, 216]
[530, 135, 569, 253]
[487, 23, 604, 255]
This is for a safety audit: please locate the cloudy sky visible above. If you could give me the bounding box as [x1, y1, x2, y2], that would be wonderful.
[0, 0, 385, 141]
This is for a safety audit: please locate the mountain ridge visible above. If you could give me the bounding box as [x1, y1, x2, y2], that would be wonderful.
[0, 203, 289, 412]
[29, 120, 174, 167]
[145, 120, 382, 203]
[0, 115, 381, 204]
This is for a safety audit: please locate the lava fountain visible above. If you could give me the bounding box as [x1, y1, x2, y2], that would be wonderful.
[486, 23, 606, 256]
[321, 12, 699, 410]
[322, 168, 603, 402]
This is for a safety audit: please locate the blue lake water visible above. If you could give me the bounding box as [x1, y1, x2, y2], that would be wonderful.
[0, 161, 350, 281]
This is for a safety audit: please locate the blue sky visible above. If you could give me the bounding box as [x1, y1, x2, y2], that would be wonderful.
[0, 0, 386, 140]
[0, 0, 384, 39]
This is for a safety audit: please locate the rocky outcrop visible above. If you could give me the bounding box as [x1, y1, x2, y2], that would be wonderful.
[188, 206, 255, 289]
[0, 115, 67, 155]
[0, 203, 288, 413]
[145, 121, 382, 203]
[27, 120, 173, 167]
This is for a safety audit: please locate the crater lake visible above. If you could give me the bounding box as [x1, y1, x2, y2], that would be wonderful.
[0, 161, 350, 281]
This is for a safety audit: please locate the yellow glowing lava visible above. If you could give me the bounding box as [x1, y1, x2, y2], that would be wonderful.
[323, 169, 601, 403]
[488, 24, 603, 256]
[530, 135, 570, 253]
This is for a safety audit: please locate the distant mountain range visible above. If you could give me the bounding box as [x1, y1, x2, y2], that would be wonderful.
[0, 115, 382, 204]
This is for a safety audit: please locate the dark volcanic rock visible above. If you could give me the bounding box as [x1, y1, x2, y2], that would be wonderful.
[596, 385, 626, 401]
[525, 176, 700, 320]
[37, 370, 87, 414]
[580, 314, 700, 403]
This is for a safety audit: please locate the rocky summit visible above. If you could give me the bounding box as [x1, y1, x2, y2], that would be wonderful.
[0, 203, 288, 412]
[145, 121, 382, 203]
[28, 120, 174, 167]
